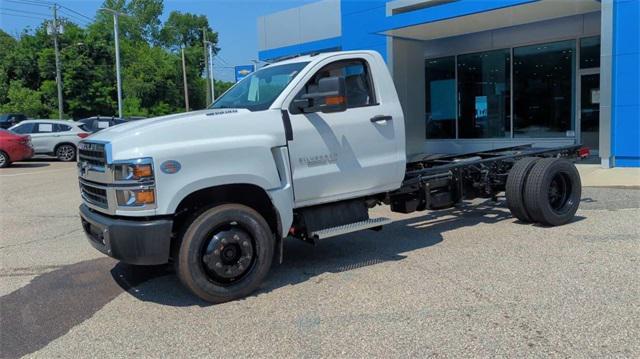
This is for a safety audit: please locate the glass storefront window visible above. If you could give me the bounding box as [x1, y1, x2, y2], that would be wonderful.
[457, 49, 511, 138]
[425, 57, 456, 139]
[513, 40, 576, 138]
[580, 36, 600, 69]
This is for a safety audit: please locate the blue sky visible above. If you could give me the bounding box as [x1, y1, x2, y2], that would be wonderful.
[0, 0, 316, 81]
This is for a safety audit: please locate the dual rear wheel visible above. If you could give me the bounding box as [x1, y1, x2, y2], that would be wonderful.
[506, 157, 581, 226]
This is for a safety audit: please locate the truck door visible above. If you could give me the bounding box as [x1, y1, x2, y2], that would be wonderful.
[286, 56, 402, 206]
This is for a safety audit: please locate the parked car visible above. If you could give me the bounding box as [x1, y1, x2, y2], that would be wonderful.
[0, 129, 34, 167]
[9, 120, 89, 161]
[0, 113, 28, 129]
[77, 116, 127, 133]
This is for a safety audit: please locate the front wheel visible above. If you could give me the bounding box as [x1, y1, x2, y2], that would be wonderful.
[0, 151, 10, 168]
[177, 204, 275, 303]
[55, 144, 76, 162]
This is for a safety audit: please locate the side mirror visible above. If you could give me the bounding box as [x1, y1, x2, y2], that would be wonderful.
[297, 76, 347, 113]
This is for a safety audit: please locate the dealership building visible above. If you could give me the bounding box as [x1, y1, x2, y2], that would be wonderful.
[257, 0, 639, 167]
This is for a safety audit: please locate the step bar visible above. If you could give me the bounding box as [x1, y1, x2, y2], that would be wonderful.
[310, 217, 393, 240]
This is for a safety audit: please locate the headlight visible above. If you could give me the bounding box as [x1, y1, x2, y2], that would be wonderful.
[116, 188, 156, 206]
[113, 158, 154, 181]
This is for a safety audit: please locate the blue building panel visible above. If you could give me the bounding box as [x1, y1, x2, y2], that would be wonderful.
[612, 0, 640, 167]
[341, 0, 388, 59]
[375, 0, 538, 32]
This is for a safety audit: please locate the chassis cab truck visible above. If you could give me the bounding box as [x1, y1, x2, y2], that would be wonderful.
[78, 51, 586, 303]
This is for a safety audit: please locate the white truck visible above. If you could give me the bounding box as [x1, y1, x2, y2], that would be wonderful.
[78, 51, 587, 303]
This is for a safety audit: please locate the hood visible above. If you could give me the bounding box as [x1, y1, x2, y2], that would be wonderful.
[90, 109, 251, 138]
[84, 108, 286, 161]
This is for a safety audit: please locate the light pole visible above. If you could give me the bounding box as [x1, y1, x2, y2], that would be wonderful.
[181, 47, 189, 111]
[201, 28, 210, 105]
[205, 40, 215, 102]
[100, 8, 126, 119]
[49, 5, 63, 119]
[163, 25, 190, 111]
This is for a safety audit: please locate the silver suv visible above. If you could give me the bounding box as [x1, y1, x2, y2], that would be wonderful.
[10, 120, 90, 161]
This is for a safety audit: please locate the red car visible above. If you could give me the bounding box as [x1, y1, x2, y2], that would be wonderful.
[0, 129, 34, 168]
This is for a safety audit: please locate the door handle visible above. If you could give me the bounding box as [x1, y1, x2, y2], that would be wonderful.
[370, 115, 392, 123]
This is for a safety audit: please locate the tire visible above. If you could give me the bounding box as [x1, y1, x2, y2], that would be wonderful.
[177, 204, 275, 303]
[523, 158, 581, 226]
[505, 157, 540, 222]
[0, 151, 10, 168]
[55, 144, 76, 162]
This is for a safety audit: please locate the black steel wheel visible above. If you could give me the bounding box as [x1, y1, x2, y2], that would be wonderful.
[523, 158, 581, 226]
[55, 144, 76, 162]
[177, 204, 274, 303]
[505, 157, 540, 222]
[0, 151, 9, 168]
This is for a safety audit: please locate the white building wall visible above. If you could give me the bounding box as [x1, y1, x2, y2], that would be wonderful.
[257, 0, 342, 51]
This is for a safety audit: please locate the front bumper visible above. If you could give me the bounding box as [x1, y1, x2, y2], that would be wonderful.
[79, 204, 172, 265]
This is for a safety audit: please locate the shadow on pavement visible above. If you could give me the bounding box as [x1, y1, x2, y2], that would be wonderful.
[123, 198, 523, 307]
[2, 162, 51, 168]
[0, 258, 169, 359]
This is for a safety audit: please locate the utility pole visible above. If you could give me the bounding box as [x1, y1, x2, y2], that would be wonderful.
[205, 41, 215, 101]
[181, 47, 189, 112]
[100, 8, 126, 119]
[51, 5, 63, 120]
[202, 27, 210, 105]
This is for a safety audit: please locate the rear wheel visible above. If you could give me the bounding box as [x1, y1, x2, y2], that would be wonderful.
[523, 158, 581, 226]
[505, 157, 540, 222]
[0, 151, 10, 168]
[177, 204, 275, 303]
[55, 144, 76, 162]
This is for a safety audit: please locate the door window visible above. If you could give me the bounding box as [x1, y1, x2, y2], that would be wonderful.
[293, 59, 375, 113]
[11, 123, 35, 134]
[54, 124, 72, 132]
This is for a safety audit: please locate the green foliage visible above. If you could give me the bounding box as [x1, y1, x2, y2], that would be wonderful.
[0, 81, 47, 117]
[0, 0, 234, 119]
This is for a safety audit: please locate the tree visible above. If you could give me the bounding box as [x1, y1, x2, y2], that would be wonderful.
[0, 0, 234, 119]
[0, 81, 46, 117]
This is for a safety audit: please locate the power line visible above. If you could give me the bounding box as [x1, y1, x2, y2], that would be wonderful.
[0, 11, 50, 20]
[59, 5, 94, 21]
[57, 10, 92, 25]
[3, 0, 53, 7]
[0, 7, 50, 17]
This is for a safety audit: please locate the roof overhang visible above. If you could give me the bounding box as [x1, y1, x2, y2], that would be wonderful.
[380, 0, 601, 41]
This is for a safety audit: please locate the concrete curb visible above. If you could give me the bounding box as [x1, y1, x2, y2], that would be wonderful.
[576, 164, 640, 187]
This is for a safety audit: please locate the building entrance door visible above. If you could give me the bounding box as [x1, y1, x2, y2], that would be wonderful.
[579, 72, 600, 153]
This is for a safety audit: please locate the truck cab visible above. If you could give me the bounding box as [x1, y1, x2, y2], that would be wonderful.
[78, 51, 407, 302]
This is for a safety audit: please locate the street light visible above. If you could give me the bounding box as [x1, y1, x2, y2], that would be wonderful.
[99, 8, 126, 119]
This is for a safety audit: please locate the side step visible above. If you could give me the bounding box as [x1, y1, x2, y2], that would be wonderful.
[310, 217, 393, 240]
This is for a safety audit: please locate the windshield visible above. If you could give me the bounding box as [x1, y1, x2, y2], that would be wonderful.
[210, 62, 309, 111]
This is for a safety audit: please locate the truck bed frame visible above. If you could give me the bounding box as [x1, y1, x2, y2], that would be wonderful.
[293, 144, 587, 243]
[388, 144, 586, 213]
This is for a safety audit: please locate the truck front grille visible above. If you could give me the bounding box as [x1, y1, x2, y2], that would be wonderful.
[78, 142, 106, 166]
[80, 182, 108, 208]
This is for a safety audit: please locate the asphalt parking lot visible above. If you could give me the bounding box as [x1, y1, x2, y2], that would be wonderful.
[1, 160, 639, 358]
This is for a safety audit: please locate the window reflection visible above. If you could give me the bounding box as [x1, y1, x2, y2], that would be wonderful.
[425, 56, 456, 139]
[580, 36, 600, 69]
[457, 49, 511, 138]
[513, 40, 576, 138]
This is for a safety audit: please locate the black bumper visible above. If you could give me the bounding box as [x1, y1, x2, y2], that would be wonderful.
[79, 204, 173, 265]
